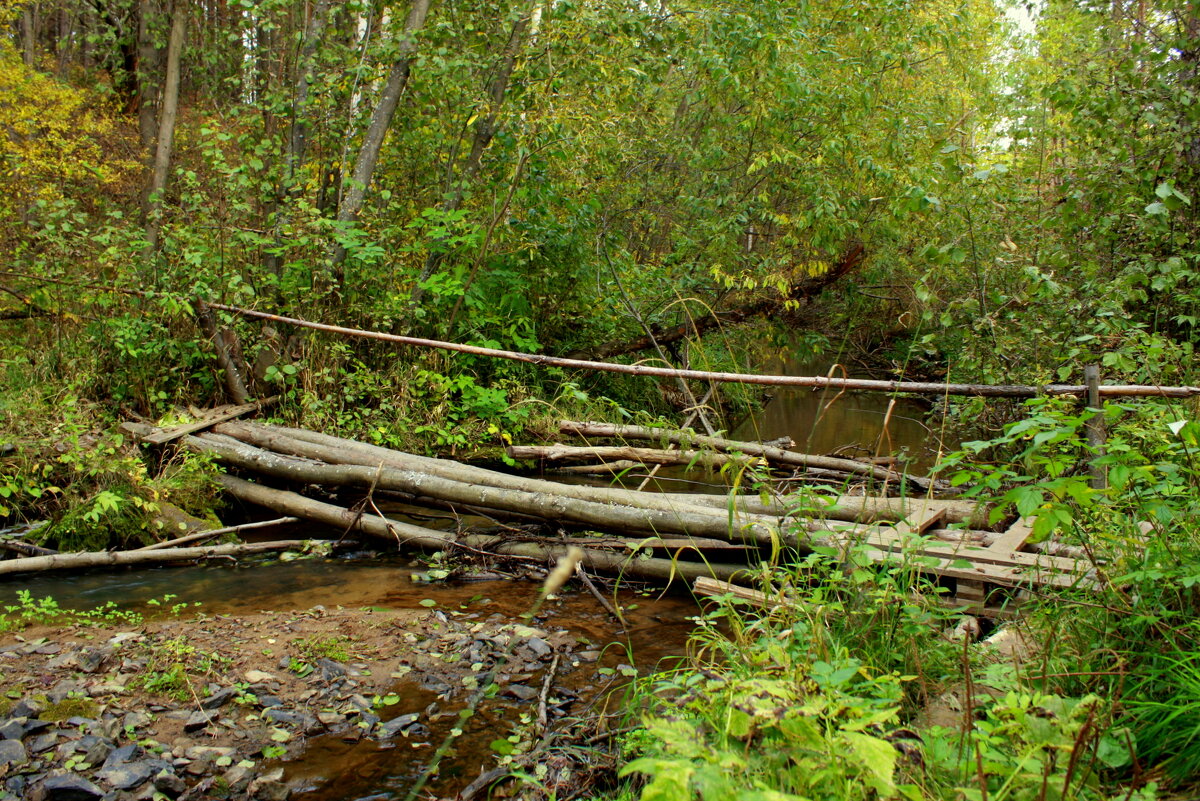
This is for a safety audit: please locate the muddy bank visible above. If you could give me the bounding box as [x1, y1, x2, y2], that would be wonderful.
[0, 563, 696, 801]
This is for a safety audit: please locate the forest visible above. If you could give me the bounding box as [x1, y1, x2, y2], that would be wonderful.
[2, 0, 1200, 799]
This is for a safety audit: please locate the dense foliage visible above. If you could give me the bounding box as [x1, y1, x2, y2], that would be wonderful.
[3, 0, 1200, 796]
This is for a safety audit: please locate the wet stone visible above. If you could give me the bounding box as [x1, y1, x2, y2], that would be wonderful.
[504, 684, 538, 701]
[0, 716, 28, 740]
[11, 697, 45, 718]
[525, 637, 552, 658]
[153, 770, 187, 799]
[316, 658, 347, 681]
[0, 739, 27, 765]
[377, 714, 419, 739]
[182, 712, 213, 733]
[40, 773, 105, 800]
[199, 687, 238, 710]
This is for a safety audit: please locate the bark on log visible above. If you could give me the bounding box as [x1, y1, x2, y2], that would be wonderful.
[658, 492, 983, 526]
[190, 432, 793, 547]
[509, 444, 751, 470]
[220, 476, 749, 586]
[205, 302, 1200, 399]
[134, 516, 300, 551]
[512, 441, 902, 484]
[214, 422, 785, 530]
[0, 540, 307, 577]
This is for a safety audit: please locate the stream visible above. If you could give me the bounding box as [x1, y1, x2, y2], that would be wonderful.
[0, 363, 937, 799]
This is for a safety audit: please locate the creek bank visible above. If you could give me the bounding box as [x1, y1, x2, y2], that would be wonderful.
[0, 589, 656, 801]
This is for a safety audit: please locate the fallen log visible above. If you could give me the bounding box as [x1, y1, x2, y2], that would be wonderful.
[658, 492, 984, 526]
[0, 540, 308, 577]
[133, 516, 301, 551]
[509, 444, 753, 470]
[221, 476, 750, 585]
[199, 301, 1200, 398]
[214, 422, 787, 533]
[511, 441, 902, 484]
[189, 432, 795, 547]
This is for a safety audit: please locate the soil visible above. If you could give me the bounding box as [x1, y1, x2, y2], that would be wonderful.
[0, 592, 662, 801]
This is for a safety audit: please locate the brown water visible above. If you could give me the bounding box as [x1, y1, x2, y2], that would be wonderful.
[0, 552, 698, 801]
[733, 358, 939, 471]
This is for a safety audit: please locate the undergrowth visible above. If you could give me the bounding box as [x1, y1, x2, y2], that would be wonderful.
[609, 397, 1200, 801]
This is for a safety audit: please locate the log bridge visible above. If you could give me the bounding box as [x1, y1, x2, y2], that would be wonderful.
[122, 409, 1096, 617]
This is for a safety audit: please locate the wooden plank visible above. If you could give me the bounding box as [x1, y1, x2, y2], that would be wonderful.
[861, 547, 1092, 590]
[989, 518, 1037, 555]
[888, 507, 947, 538]
[139, 397, 277, 445]
[868, 536, 1087, 573]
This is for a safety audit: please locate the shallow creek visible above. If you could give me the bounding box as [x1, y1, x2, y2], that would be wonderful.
[0, 555, 699, 800]
[0, 364, 938, 799]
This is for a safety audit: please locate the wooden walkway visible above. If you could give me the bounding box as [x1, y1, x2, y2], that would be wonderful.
[825, 501, 1092, 615]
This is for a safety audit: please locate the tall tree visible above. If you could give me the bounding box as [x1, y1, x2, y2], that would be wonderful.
[326, 0, 432, 289]
[142, 0, 185, 256]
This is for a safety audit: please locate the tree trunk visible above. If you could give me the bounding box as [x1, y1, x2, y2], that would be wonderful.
[409, 4, 534, 309]
[264, 0, 333, 280]
[196, 302, 252, 404]
[21, 5, 37, 66]
[219, 476, 749, 586]
[0, 540, 306, 577]
[327, 0, 431, 287]
[213, 421, 783, 525]
[143, 3, 186, 254]
[186, 431, 792, 546]
[136, 0, 162, 150]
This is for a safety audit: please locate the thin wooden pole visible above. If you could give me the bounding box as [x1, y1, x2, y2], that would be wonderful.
[203, 303, 1200, 399]
[1085, 365, 1108, 490]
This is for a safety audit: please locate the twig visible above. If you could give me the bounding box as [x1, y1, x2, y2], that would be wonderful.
[575, 562, 626, 628]
[537, 653, 561, 734]
[134, 516, 299, 551]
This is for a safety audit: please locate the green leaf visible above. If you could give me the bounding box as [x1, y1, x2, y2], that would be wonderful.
[1145, 202, 1168, 215]
[844, 732, 896, 794]
[490, 738, 514, 755]
[419, 599, 437, 608]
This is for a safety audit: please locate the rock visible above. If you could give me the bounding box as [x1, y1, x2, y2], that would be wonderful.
[122, 711, 153, 731]
[200, 687, 238, 710]
[97, 760, 157, 790]
[525, 637, 552, 658]
[315, 711, 344, 727]
[256, 695, 283, 709]
[504, 684, 538, 701]
[39, 773, 105, 800]
[107, 633, 142, 648]
[0, 739, 27, 766]
[377, 714, 419, 739]
[77, 647, 108, 673]
[81, 736, 114, 765]
[575, 650, 601, 662]
[153, 770, 187, 799]
[316, 658, 347, 681]
[29, 733, 58, 754]
[11, 697, 45, 718]
[244, 670, 276, 684]
[220, 764, 255, 794]
[247, 768, 289, 801]
[0, 716, 28, 740]
[182, 711, 213, 733]
[47, 680, 85, 703]
[183, 746, 235, 761]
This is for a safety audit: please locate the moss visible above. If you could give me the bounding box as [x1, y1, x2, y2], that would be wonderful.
[0, 697, 13, 718]
[39, 696, 100, 722]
